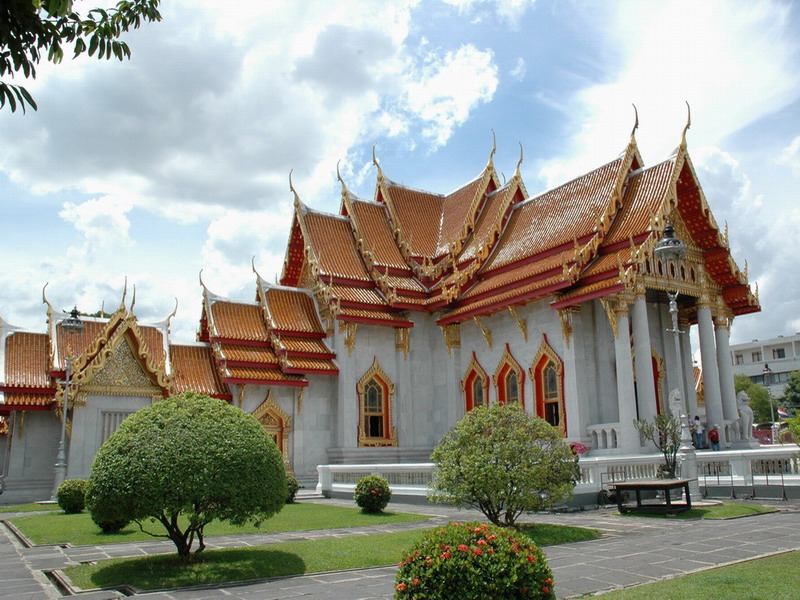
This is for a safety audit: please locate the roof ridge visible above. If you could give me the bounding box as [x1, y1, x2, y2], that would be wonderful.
[527, 154, 624, 202]
[384, 176, 445, 198]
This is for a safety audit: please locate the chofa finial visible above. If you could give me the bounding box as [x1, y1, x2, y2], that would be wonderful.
[631, 103, 639, 138]
[680, 101, 691, 148]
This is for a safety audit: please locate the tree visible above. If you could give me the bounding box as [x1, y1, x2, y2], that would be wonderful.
[428, 404, 580, 527]
[1, 0, 161, 113]
[86, 392, 287, 562]
[782, 371, 800, 411]
[734, 374, 773, 423]
[634, 415, 681, 478]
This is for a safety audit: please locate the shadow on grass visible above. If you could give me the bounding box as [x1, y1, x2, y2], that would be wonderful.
[617, 502, 776, 520]
[516, 523, 601, 546]
[86, 549, 306, 590]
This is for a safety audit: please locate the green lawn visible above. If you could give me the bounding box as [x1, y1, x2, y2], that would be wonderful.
[581, 551, 800, 599]
[65, 529, 426, 590]
[518, 523, 600, 545]
[618, 501, 774, 520]
[64, 520, 600, 592]
[0, 502, 60, 513]
[10, 502, 430, 546]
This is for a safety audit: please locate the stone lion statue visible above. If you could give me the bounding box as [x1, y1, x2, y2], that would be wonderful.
[669, 388, 683, 420]
[737, 390, 754, 439]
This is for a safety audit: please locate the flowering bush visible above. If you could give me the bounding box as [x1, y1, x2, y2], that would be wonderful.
[354, 475, 392, 513]
[568, 442, 589, 456]
[395, 521, 555, 599]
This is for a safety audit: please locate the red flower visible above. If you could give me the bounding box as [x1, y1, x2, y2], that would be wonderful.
[457, 544, 469, 552]
[545, 578, 553, 584]
[396, 583, 407, 591]
[440, 551, 451, 559]
[487, 534, 497, 541]
[487, 548, 495, 554]
[474, 526, 482, 533]
[543, 586, 550, 594]
[412, 578, 420, 586]
[477, 539, 487, 546]
[527, 554, 536, 563]
[473, 548, 483, 556]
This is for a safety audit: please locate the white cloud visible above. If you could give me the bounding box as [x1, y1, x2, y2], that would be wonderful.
[777, 136, 800, 178]
[509, 57, 526, 81]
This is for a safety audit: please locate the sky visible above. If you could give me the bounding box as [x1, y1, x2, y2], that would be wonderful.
[1, 0, 799, 351]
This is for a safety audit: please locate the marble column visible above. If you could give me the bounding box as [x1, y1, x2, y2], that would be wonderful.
[631, 295, 657, 423]
[680, 320, 698, 417]
[714, 316, 738, 423]
[612, 300, 640, 453]
[697, 304, 726, 444]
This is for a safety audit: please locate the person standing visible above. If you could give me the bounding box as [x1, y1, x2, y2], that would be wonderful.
[708, 424, 721, 451]
[693, 416, 705, 449]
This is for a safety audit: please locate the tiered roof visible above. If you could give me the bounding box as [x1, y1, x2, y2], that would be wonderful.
[280, 130, 758, 327]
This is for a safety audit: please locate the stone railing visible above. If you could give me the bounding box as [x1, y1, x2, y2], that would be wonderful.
[317, 445, 800, 500]
[585, 423, 620, 450]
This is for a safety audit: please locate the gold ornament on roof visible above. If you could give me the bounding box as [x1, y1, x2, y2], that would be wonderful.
[473, 316, 492, 350]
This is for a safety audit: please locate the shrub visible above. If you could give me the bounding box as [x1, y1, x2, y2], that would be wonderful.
[354, 475, 391, 513]
[91, 513, 130, 533]
[86, 392, 287, 562]
[57, 479, 87, 514]
[429, 404, 580, 526]
[286, 475, 300, 503]
[395, 521, 555, 599]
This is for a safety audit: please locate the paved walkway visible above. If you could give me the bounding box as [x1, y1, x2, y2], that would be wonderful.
[2, 498, 800, 599]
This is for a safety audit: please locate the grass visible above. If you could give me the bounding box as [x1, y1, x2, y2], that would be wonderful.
[65, 529, 426, 591]
[618, 501, 774, 520]
[64, 521, 600, 591]
[518, 523, 601, 545]
[10, 502, 430, 546]
[0, 502, 60, 513]
[580, 550, 800, 599]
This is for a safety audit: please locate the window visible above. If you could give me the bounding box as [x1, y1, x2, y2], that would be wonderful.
[357, 358, 396, 446]
[752, 351, 762, 362]
[462, 352, 489, 412]
[253, 392, 294, 458]
[530, 334, 566, 436]
[493, 344, 524, 407]
[734, 353, 744, 365]
[773, 348, 786, 360]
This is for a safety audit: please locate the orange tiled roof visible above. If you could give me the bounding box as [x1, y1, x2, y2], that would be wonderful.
[218, 343, 279, 365]
[552, 277, 625, 307]
[338, 306, 414, 326]
[349, 199, 408, 269]
[264, 287, 326, 335]
[139, 325, 167, 368]
[483, 156, 625, 272]
[210, 301, 269, 342]
[461, 251, 569, 300]
[383, 181, 445, 258]
[55, 319, 107, 371]
[4, 332, 51, 388]
[457, 184, 513, 264]
[278, 336, 334, 357]
[304, 210, 372, 281]
[330, 285, 387, 306]
[226, 365, 307, 385]
[1, 392, 54, 410]
[169, 344, 230, 398]
[437, 177, 485, 256]
[284, 356, 339, 373]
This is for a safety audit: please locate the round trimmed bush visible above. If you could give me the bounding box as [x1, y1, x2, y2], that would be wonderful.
[286, 475, 300, 503]
[395, 521, 555, 599]
[57, 478, 87, 514]
[354, 475, 391, 513]
[91, 513, 130, 533]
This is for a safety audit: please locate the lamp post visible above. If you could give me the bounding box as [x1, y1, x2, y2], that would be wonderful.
[654, 221, 698, 498]
[50, 307, 83, 501]
[762, 363, 779, 444]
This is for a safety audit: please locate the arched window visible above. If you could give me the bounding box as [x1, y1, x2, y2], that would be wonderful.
[357, 358, 396, 446]
[252, 391, 294, 463]
[531, 334, 566, 435]
[462, 352, 489, 411]
[493, 344, 524, 407]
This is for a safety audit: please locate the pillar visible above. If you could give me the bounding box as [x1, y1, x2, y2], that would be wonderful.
[680, 320, 698, 417]
[612, 300, 640, 453]
[714, 316, 738, 424]
[697, 304, 726, 444]
[631, 295, 657, 423]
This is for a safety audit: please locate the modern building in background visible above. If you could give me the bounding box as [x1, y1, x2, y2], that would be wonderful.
[730, 333, 800, 398]
[1, 126, 761, 503]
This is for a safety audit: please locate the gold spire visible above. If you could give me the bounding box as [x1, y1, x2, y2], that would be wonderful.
[130, 284, 136, 312]
[336, 159, 347, 195]
[680, 101, 691, 149]
[119, 276, 128, 310]
[372, 144, 385, 181]
[514, 141, 524, 179]
[488, 129, 496, 168]
[630, 103, 639, 139]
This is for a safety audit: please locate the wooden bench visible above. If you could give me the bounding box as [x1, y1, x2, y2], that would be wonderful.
[611, 478, 695, 514]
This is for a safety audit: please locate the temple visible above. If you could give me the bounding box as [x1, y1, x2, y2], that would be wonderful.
[0, 125, 760, 503]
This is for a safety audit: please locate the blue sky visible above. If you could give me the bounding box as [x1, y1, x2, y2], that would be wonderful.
[1, 0, 798, 349]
